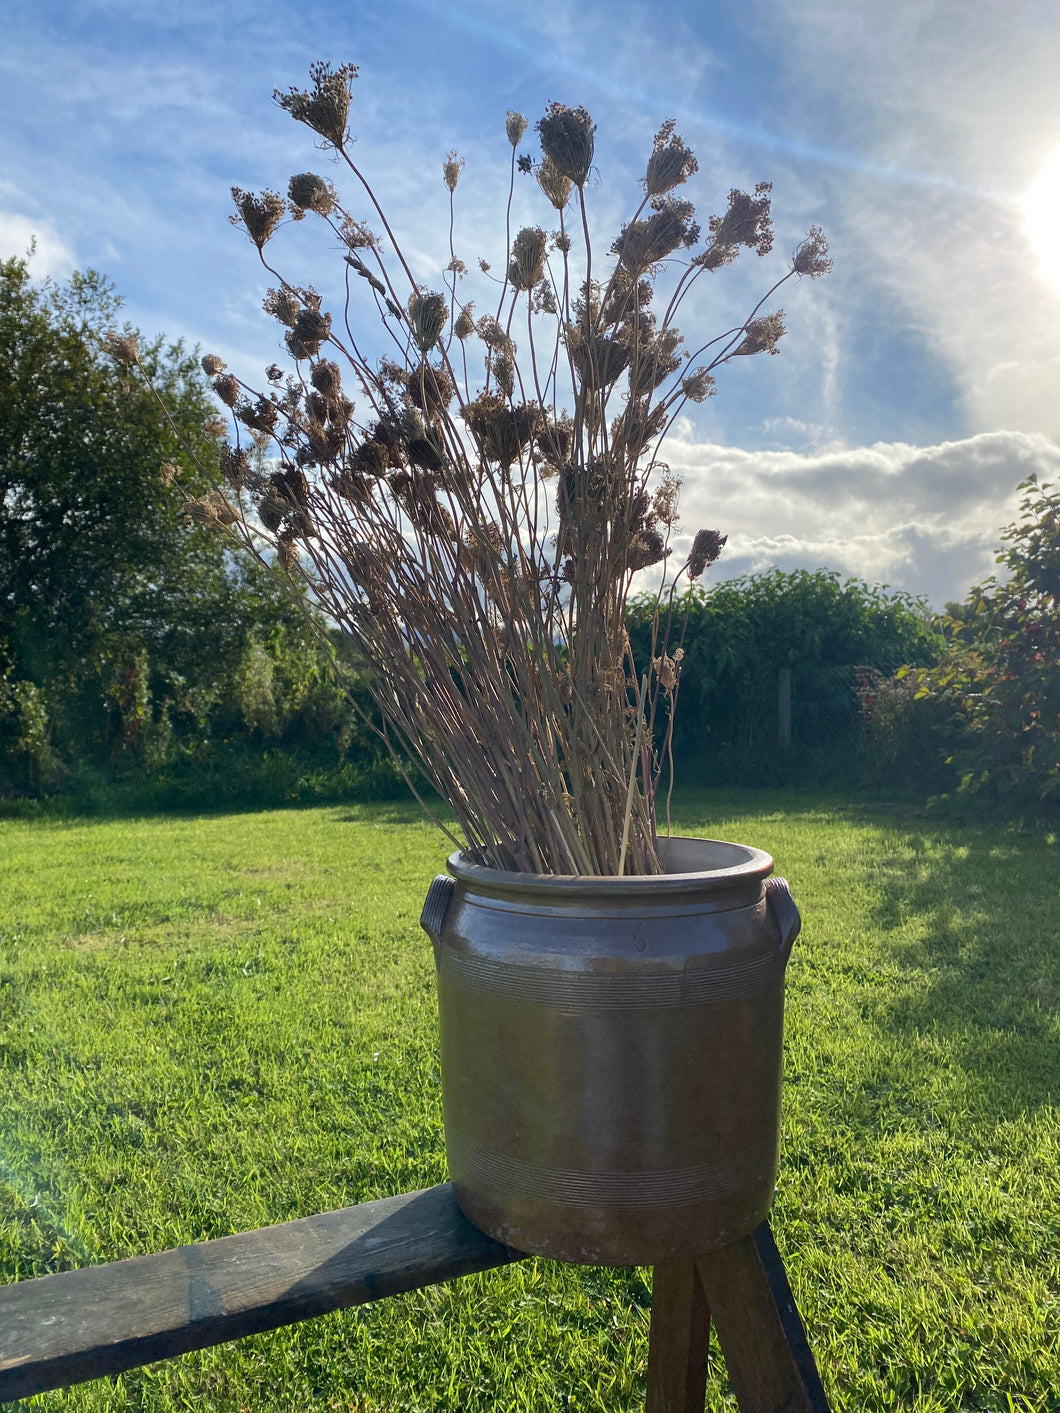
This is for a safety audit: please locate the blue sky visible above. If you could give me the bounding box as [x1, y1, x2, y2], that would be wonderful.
[4, 0, 1060, 605]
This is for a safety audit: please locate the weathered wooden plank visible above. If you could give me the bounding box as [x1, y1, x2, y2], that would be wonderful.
[645, 1260, 711, 1413]
[695, 1225, 832, 1413]
[0, 1183, 523, 1404]
[751, 1224, 831, 1413]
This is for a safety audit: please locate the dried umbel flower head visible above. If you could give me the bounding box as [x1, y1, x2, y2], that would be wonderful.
[218, 444, 251, 491]
[408, 290, 448, 353]
[104, 332, 139, 365]
[476, 315, 514, 358]
[536, 102, 595, 187]
[310, 359, 342, 399]
[506, 110, 528, 147]
[453, 304, 475, 341]
[274, 60, 359, 149]
[201, 353, 226, 376]
[159, 461, 181, 485]
[202, 415, 229, 440]
[265, 363, 284, 382]
[536, 158, 572, 210]
[645, 120, 699, 197]
[508, 226, 548, 292]
[681, 368, 715, 403]
[688, 529, 727, 578]
[230, 187, 286, 249]
[263, 287, 302, 328]
[185, 490, 239, 527]
[212, 373, 240, 407]
[613, 198, 700, 273]
[709, 183, 774, 256]
[626, 526, 667, 572]
[277, 531, 300, 574]
[288, 172, 336, 217]
[732, 312, 786, 357]
[793, 226, 833, 278]
[442, 150, 465, 193]
[286, 307, 332, 359]
[652, 652, 682, 692]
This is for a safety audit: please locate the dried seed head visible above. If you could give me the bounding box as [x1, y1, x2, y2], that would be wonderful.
[709, 182, 774, 256]
[653, 653, 680, 692]
[645, 119, 698, 197]
[160, 461, 182, 485]
[201, 354, 226, 376]
[286, 307, 332, 359]
[202, 415, 228, 441]
[732, 311, 785, 357]
[185, 490, 239, 527]
[506, 110, 528, 147]
[454, 304, 475, 341]
[406, 360, 456, 419]
[264, 287, 302, 328]
[218, 444, 251, 491]
[536, 102, 595, 187]
[626, 527, 667, 572]
[288, 172, 337, 216]
[342, 216, 379, 250]
[310, 359, 342, 399]
[212, 373, 240, 408]
[274, 60, 359, 149]
[475, 315, 514, 357]
[650, 468, 681, 529]
[462, 393, 543, 468]
[688, 528, 726, 577]
[230, 187, 286, 249]
[536, 157, 573, 210]
[612, 198, 700, 273]
[104, 332, 139, 365]
[442, 150, 465, 193]
[490, 352, 515, 399]
[692, 242, 737, 272]
[792, 225, 832, 278]
[258, 494, 286, 532]
[408, 290, 448, 352]
[277, 532, 300, 573]
[265, 363, 284, 382]
[508, 226, 548, 292]
[681, 368, 715, 402]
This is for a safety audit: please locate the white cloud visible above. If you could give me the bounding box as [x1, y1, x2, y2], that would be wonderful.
[0, 212, 76, 277]
[661, 426, 1060, 605]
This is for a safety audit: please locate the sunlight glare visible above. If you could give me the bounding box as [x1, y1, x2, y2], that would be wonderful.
[1025, 148, 1060, 294]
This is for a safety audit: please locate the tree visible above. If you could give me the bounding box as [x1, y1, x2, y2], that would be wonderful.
[902, 476, 1060, 803]
[0, 256, 355, 790]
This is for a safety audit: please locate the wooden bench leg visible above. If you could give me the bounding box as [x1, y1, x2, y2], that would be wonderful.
[694, 1222, 831, 1413]
[645, 1260, 711, 1413]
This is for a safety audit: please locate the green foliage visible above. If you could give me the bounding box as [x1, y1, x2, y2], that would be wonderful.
[0, 257, 393, 798]
[628, 569, 941, 782]
[895, 477, 1060, 805]
[1, 795, 1058, 1410]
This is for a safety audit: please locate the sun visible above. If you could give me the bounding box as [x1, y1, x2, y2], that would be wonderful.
[1024, 148, 1060, 294]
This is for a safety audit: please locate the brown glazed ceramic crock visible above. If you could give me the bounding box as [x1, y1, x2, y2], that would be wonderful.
[419, 835, 801, 1265]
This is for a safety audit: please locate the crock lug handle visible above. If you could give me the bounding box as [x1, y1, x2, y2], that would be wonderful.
[420, 874, 457, 949]
[765, 876, 802, 957]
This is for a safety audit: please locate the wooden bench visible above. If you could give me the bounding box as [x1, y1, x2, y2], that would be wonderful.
[0, 1183, 831, 1411]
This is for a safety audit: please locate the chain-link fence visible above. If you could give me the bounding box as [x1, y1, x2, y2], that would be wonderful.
[779, 664, 883, 756]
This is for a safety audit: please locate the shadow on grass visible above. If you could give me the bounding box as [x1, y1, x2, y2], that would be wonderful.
[856, 814, 1059, 1118]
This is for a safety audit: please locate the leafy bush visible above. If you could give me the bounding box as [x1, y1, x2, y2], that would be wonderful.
[627, 568, 942, 784]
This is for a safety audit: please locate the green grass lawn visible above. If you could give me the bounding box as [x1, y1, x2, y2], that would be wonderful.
[1, 791, 1058, 1411]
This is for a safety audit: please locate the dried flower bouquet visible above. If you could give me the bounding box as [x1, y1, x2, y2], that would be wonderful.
[112, 62, 830, 876]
